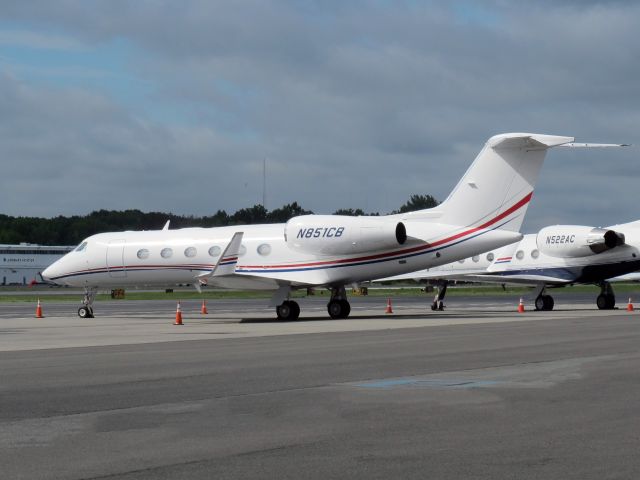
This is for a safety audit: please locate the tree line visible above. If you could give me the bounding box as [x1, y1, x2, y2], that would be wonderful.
[0, 194, 438, 246]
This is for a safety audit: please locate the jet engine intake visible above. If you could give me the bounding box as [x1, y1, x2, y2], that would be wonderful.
[285, 215, 406, 255]
[536, 225, 625, 258]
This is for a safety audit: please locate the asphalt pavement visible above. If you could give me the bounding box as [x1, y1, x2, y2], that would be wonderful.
[1, 295, 640, 479]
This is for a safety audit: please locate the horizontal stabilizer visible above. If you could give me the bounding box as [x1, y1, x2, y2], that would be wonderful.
[491, 134, 574, 150]
[559, 142, 631, 148]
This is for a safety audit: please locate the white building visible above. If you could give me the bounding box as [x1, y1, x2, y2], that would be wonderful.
[0, 243, 74, 285]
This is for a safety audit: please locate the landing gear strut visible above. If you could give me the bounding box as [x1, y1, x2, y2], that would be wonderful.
[78, 287, 97, 318]
[327, 286, 351, 319]
[596, 281, 615, 310]
[430, 281, 448, 311]
[533, 284, 554, 311]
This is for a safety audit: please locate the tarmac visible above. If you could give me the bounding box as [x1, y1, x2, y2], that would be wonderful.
[2, 293, 640, 479]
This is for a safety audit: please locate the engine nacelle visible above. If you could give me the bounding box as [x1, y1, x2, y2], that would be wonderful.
[536, 225, 625, 258]
[285, 215, 407, 255]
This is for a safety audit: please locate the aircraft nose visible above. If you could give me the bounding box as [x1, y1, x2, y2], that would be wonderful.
[41, 263, 60, 284]
[41, 265, 53, 282]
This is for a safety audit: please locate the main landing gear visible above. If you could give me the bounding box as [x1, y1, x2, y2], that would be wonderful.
[596, 281, 615, 310]
[327, 286, 351, 319]
[533, 284, 555, 311]
[78, 287, 97, 318]
[430, 280, 448, 311]
[273, 286, 351, 320]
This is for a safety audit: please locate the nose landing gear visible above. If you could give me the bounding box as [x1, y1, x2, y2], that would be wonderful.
[78, 287, 97, 318]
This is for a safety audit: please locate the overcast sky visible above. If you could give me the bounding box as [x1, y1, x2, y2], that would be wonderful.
[1, 0, 638, 231]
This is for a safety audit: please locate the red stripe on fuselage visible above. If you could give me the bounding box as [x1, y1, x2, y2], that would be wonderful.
[239, 192, 532, 270]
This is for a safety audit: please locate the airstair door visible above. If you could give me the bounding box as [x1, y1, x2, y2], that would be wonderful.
[106, 240, 127, 278]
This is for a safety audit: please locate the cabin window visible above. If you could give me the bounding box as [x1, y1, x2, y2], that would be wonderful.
[75, 242, 88, 252]
[486, 252, 494, 262]
[184, 247, 197, 258]
[239, 245, 247, 256]
[161, 248, 173, 259]
[472, 255, 479, 263]
[516, 250, 525, 260]
[208, 246, 221, 257]
[531, 249, 540, 259]
[257, 244, 271, 256]
[137, 249, 150, 260]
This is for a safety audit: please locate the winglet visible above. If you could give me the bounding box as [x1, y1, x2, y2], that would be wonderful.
[204, 232, 244, 278]
[162, 220, 170, 230]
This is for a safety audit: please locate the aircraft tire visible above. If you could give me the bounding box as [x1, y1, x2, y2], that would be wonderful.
[597, 294, 615, 310]
[328, 300, 348, 319]
[78, 306, 92, 318]
[339, 300, 351, 319]
[277, 301, 300, 321]
[543, 295, 554, 311]
[289, 301, 300, 320]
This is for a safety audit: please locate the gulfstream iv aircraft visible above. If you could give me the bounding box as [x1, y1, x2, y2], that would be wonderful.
[43, 133, 608, 320]
[381, 221, 638, 312]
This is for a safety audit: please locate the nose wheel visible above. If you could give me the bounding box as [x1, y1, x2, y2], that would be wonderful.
[78, 306, 94, 318]
[77, 287, 97, 318]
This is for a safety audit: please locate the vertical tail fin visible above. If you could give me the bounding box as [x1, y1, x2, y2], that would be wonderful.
[426, 133, 573, 232]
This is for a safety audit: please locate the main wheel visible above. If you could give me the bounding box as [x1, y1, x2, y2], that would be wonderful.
[328, 300, 350, 319]
[535, 296, 545, 311]
[606, 294, 615, 309]
[327, 300, 342, 319]
[289, 301, 300, 320]
[597, 294, 615, 310]
[339, 299, 351, 319]
[78, 306, 91, 318]
[542, 295, 554, 311]
[276, 301, 300, 321]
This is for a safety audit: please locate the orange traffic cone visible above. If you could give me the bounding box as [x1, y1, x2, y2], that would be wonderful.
[517, 298, 525, 313]
[35, 298, 44, 318]
[174, 301, 183, 325]
[627, 298, 634, 312]
[201, 299, 208, 315]
[385, 298, 393, 314]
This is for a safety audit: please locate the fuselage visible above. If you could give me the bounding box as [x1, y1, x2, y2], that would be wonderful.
[42, 221, 521, 290]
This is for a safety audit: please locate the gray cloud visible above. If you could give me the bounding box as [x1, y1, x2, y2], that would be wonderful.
[0, 1, 638, 232]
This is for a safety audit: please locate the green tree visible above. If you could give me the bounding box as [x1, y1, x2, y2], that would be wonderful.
[333, 208, 366, 216]
[394, 194, 439, 214]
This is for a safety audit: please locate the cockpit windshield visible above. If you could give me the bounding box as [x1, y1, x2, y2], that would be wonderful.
[75, 241, 88, 252]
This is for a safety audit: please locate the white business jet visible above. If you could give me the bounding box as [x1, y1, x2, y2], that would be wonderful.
[381, 221, 639, 312]
[43, 133, 596, 320]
